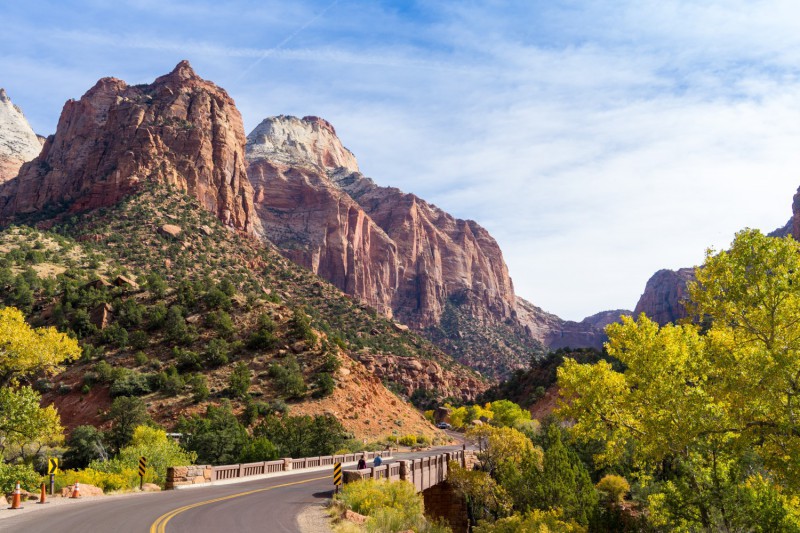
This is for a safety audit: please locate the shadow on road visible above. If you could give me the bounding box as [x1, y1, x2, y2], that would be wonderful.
[313, 490, 334, 499]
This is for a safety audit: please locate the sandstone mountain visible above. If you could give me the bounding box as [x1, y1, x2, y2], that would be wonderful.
[0, 61, 259, 234]
[0, 88, 42, 184]
[246, 115, 544, 377]
[632, 267, 695, 325]
[514, 297, 619, 350]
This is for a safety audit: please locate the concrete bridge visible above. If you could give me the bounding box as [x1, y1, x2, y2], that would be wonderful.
[343, 448, 467, 492]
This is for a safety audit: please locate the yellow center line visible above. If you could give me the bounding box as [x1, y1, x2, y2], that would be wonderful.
[149, 475, 329, 533]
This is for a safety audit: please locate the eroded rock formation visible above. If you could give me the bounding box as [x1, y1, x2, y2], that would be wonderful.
[0, 88, 42, 184]
[0, 61, 260, 234]
[632, 267, 695, 325]
[514, 297, 622, 350]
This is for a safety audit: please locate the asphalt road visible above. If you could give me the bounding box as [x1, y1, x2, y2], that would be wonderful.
[1, 446, 465, 533]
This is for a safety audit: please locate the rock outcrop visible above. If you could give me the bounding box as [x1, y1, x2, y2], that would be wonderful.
[246, 115, 516, 329]
[0, 61, 260, 234]
[632, 267, 695, 325]
[0, 88, 42, 184]
[515, 297, 614, 350]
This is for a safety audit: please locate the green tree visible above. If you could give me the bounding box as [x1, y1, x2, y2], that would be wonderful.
[63, 425, 108, 469]
[489, 400, 531, 428]
[254, 414, 348, 458]
[177, 402, 248, 464]
[106, 396, 151, 452]
[228, 362, 251, 399]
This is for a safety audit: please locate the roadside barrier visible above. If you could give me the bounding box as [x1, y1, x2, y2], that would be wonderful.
[8, 481, 22, 509]
[36, 482, 48, 504]
[166, 450, 393, 489]
[70, 481, 81, 499]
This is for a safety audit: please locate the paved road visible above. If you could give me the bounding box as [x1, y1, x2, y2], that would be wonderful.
[1, 446, 465, 533]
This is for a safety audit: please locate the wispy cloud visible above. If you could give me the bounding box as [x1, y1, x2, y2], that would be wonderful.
[2, 1, 800, 319]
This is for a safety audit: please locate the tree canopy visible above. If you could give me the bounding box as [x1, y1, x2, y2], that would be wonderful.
[557, 229, 800, 528]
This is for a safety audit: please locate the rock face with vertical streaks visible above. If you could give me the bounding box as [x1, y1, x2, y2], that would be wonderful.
[246, 116, 543, 377]
[0, 61, 260, 235]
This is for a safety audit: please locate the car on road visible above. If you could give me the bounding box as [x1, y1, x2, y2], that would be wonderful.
[436, 422, 452, 429]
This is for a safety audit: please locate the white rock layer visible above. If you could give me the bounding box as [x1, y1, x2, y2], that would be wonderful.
[0, 88, 42, 183]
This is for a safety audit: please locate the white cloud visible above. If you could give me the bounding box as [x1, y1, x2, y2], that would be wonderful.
[3, 1, 800, 320]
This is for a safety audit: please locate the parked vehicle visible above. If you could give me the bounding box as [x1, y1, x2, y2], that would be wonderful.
[436, 422, 452, 429]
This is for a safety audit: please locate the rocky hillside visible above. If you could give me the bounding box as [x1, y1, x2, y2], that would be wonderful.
[0, 186, 484, 438]
[632, 267, 695, 325]
[246, 115, 548, 378]
[0, 88, 42, 184]
[0, 61, 259, 234]
[514, 297, 620, 350]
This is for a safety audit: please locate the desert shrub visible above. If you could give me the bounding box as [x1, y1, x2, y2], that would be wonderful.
[338, 479, 424, 525]
[175, 347, 202, 372]
[55, 467, 128, 493]
[154, 366, 185, 395]
[312, 372, 335, 398]
[146, 303, 168, 330]
[289, 308, 316, 344]
[248, 314, 278, 350]
[134, 351, 149, 366]
[269, 357, 306, 399]
[228, 362, 251, 399]
[206, 310, 234, 338]
[474, 509, 586, 533]
[399, 435, 418, 447]
[144, 273, 167, 298]
[204, 287, 231, 310]
[204, 338, 230, 367]
[116, 298, 145, 328]
[110, 369, 151, 397]
[101, 323, 129, 348]
[596, 474, 630, 504]
[186, 373, 209, 402]
[238, 436, 278, 463]
[106, 396, 151, 451]
[321, 352, 341, 373]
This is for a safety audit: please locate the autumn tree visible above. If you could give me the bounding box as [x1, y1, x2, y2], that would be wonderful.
[557, 230, 800, 529]
[0, 307, 80, 462]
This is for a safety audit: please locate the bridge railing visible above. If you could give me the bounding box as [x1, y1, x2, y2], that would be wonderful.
[342, 449, 467, 492]
[167, 450, 393, 489]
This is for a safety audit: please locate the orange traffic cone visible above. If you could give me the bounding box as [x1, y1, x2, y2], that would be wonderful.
[70, 481, 81, 499]
[8, 480, 23, 510]
[36, 482, 48, 504]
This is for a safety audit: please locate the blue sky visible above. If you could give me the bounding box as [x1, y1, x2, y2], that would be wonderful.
[3, 1, 800, 320]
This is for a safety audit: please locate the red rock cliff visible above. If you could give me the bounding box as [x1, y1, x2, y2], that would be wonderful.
[0, 61, 259, 234]
[632, 267, 695, 325]
[246, 116, 516, 330]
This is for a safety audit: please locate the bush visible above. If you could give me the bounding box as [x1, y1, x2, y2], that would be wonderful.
[100, 323, 129, 349]
[154, 366, 185, 395]
[0, 462, 41, 493]
[228, 362, 251, 399]
[289, 308, 316, 344]
[312, 372, 335, 398]
[337, 478, 442, 533]
[63, 425, 108, 469]
[110, 369, 151, 397]
[206, 310, 234, 338]
[204, 339, 229, 367]
[596, 474, 629, 504]
[56, 468, 128, 493]
[239, 436, 278, 463]
[269, 357, 306, 399]
[399, 435, 417, 447]
[129, 331, 148, 350]
[188, 373, 209, 402]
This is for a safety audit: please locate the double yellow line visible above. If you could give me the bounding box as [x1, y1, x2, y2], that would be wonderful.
[149, 475, 328, 533]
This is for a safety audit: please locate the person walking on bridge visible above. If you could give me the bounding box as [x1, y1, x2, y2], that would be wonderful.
[357, 456, 367, 470]
[373, 455, 382, 468]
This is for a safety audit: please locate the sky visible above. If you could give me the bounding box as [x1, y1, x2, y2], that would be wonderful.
[2, 0, 800, 321]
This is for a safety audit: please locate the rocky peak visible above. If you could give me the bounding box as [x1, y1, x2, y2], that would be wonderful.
[633, 267, 695, 325]
[0, 62, 260, 235]
[246, 115, 360, 174]
[0, 88, 42, 184]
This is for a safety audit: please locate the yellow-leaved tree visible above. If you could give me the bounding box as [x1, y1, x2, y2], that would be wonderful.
[557, 230, 800, 530]
[0, 306, 81, 461]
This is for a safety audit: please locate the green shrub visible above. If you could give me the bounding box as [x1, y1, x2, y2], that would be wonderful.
[0, 462, 41, 493]
[188, 373, 209, 402]
[312, 372, 336, 398]
[100, 323, 129, 348]
[110, 369, 151, 397]
[204, 338, 230, 367]
[339, 478, 423, 520]
[269, 357, 306, 399]
[228, 362, 251, 399]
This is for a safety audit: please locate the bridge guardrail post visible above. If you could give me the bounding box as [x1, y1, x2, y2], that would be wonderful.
[283, 457, 293, 471]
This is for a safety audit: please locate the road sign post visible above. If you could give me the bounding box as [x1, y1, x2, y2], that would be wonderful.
[47, 458, 59, 495]
[138, 456, 147, 490]
[333, 462, 342, 494]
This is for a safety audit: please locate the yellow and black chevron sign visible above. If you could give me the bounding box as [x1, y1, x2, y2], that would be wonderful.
[333, 462, 342, 486]
[138, 456, 147, 477]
